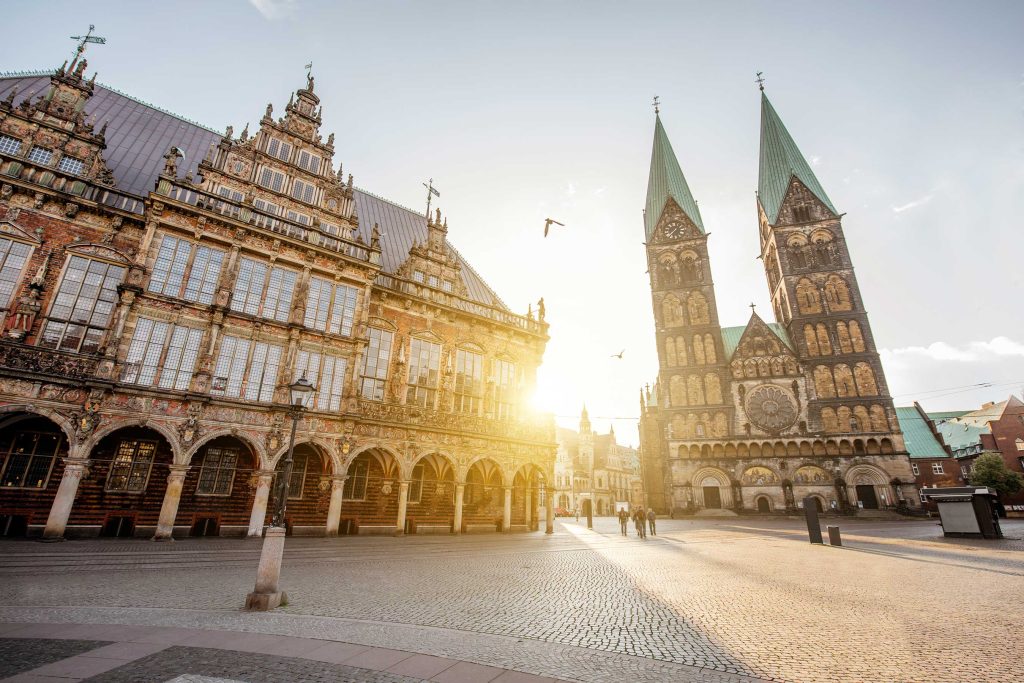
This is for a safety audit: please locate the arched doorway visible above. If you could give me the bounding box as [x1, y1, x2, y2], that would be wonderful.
[693, 468, 732, 509]
[179, 436, 259, 537]
[462, 458, 504, 532]
[511, 464, 544, 531]
[339, 448, 400, 534]
[0, 414, 70, 537]
[406, 453, 456, 533]
[846, 465, 890, 510]
[755, 496, 772, 513]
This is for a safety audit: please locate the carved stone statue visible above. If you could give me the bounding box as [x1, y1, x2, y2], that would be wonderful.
[265, 102, 273, 119]
[537, 297, 545, 321]
[162, 146, 182, 178]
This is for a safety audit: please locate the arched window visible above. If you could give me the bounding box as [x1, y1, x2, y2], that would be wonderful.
[766, 247, 780, 292]
[824, 275, 852, 311]
[821, 407, 839, 432]
[744, 359, 757, 378]
[854, 406, 871, 433]
[703, 334, 717, 364]
[681, 254, 701, 283]
[659, 253, 679, 286]
[687, 375, 705, 406]
[687, 291, 710, 324]
[849, 320, 866, 352]
[804, 324, 819, 356]
[770, 358, 784, 375]
[757, 358, 770, 377]
[675, 336, 688, 366]
[816, 323, 832, 355]
[837, 406, 853, 432]
[796, 278, 821, 314]
[665, 337, 677, 366]
[705, 373, 722, 404]
[836, 322, 853, 354]
[811, 230, 835, 266]
[662, 294, 684, 327]
[713, 413, 729, 437]
[854, 362, 878, 396]
[693, 334, 706, 365]
[834, 364, 856, 397]
[814, 365, 836, 398]
[870, 405, 888, 432]
[670, 375, 686, 407]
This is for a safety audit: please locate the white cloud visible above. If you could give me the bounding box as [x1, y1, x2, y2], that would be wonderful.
[249, 0, 297, 20]
[882, 336, 1024, 363]
[811, 155, 821, 166]
[566, 182, 577, 197]
[891, 193, 934, 213]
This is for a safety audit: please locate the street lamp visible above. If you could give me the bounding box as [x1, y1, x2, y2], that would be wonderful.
[245, 375, 316, 611]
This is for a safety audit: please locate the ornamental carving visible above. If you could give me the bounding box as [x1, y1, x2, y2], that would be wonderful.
[0, 344, 98, 379]
[744, 384, 798, 434]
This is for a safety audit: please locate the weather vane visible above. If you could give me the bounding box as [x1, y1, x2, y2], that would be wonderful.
[652, 95, 660, 114]
[69, 24, 106, 63]
[423, 178, 440, 218]
[755, 71, 765, 91]
[304, 61, 313, 79]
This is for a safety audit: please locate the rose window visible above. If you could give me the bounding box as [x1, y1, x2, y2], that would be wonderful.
[745, 384, 798, 433]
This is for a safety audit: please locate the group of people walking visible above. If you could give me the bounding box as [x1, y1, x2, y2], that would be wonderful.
[618, 506, 656, 538]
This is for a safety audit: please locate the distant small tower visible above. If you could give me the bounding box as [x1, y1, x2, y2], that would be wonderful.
[579, 404, 594, 472]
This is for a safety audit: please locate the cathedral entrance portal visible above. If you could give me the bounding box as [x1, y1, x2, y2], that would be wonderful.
[703, 486, 722, 509]
[756, 497, 771, 513]
[856, 485, 878, 510]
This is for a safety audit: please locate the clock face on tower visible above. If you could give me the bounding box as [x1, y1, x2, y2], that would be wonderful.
[663, 220, 685, 240]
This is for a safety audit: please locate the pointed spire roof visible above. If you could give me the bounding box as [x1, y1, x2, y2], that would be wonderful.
[758, 92, 838, 223]
[645, 114, 703, 238]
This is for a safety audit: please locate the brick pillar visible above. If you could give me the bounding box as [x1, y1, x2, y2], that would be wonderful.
[247, 471, 275, 537]
[42, 459, 89, 540]
[546, 486, 555, 534]
[525, 487, 533, 529]
[153, 465, 190, 540]
[395, 480, 410, 535]
[325, 476, 346, 536]
[453, 482, 465, 534]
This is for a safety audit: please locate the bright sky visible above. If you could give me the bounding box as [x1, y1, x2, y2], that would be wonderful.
[4, 1, 1023, 445]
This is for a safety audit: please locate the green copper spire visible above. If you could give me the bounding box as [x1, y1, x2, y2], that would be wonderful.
[645, 114, 704, 238]
[758, 92, 838, 223]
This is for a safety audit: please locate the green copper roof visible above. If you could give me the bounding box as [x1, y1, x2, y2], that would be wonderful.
[934, 419, 987, 451]
[894, 407, 949, 459]
[645, 114, 703, 238]
[721, 321, 793, 360]
[758, 93, 838, 223]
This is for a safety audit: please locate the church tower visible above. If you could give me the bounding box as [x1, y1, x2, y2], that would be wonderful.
[578, 404, 594, 472]
[644, 112, 733, 446]
[756, 91, 903, 449]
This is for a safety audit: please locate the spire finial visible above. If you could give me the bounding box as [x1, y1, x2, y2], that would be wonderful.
[68, 24, 106, 71]
[755, 71, 766, 92]
[749, 302, 757, 313]
[652, 94, 660, 114]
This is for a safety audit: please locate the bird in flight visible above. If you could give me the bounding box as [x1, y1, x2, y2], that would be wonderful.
[543, 218, 564, 237]
[610, 349, 625, 359]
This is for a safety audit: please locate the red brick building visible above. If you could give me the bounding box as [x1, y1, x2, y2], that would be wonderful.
[0, 48, 555, 539]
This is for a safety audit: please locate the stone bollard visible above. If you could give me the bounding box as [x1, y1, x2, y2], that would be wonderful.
[827, 525, 842, 546]
[245, 527, 288, 611]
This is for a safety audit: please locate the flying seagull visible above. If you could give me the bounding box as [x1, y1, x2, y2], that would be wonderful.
[610, 349, 625, 359]
[543, 218, 564, 237]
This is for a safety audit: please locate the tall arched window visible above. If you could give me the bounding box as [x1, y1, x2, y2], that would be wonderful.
[665, 337, 677, 366]
[849, 320, 866, 352]
[687, 291, 710, 324]
[834, 364, 856, 397]
[870, 405, 888, 432]
[693, 334, 706, 365]
[687, 375, 705, 406]
[675, 336, 688, 366]
[804, 324, 819, 356]
[854, 362, 878, 396]
[824, 275, 852, 311]
[703, 334, 717, 364]
[816, 323, 832, 355]
[854, 406, 871, 432]
[814, 365, 836, 398]
[796, 278, 821, 314]
[662, 294, 684, 327]
[821, 407, 839, 432]
[836, 322, 853, 354]
[705, 373, 722, 404]
[670, 375, 686, 407]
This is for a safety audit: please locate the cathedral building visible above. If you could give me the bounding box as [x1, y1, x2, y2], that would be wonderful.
[0, 47, 555, 539]
[553, 406, 641, 516]
[638, 90, 916, 515]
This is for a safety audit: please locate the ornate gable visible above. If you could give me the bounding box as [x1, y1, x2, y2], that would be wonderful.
[776, 177, 836, 226]
[729, 314, 800, 380]
[649, 198, 701, 245]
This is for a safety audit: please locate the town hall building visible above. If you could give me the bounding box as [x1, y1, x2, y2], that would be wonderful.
[638, 89, 917, 515]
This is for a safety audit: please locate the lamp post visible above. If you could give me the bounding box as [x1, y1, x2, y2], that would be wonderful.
[245, 376, 316, 611]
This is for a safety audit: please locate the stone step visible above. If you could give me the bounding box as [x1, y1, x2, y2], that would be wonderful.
[695, 509, 739, 517]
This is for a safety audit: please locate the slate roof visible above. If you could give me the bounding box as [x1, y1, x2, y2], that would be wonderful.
[758, 92, 838, 224]
[0, 72, 506, 309]
[894, 407, 949, 459]
[644, 114, 703, 238]
[720, 321, 794, 360]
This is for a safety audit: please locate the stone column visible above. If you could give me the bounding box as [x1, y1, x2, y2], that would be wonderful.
[453, 482, 465, 534]
[247, 471, 275, 538]
[502, 486, 512, 532]
[42, 459, 89, 540]
[395, 480, 410, 535]
[525, 488, 533, 529]
[325, 476, 347, 536]
[153, 465, 190, 541]
[545, 487, 555, 534]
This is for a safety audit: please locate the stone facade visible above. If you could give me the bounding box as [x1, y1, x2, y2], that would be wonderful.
[639, 95, 916, 516]
[553, 407, 641, 515]
[0, 52, 555, 539]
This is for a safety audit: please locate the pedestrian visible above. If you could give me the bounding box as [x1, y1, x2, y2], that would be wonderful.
[575, 507, 579, 523]
[633, 507, 647, 539]
[647, 507, 657, 536]
[617, 507, 629, 536]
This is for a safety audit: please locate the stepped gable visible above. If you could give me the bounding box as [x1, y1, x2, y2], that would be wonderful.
[0, 73, 506, 309]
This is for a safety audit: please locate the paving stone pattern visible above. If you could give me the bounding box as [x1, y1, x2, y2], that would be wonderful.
[1, 518, 1022, 683]
[0, 637, 110, 677]
[85, 646, 422, 683]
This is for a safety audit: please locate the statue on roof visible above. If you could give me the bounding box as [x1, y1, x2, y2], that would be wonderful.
[537, 297, 545, 322]
[162, 146, 182, 178]
[264, 102, 273, 119]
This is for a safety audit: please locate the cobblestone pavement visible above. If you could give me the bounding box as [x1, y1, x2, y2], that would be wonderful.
[0, 637, 110, 678]
[2, 518, 1022, 682]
